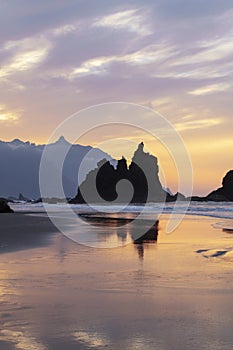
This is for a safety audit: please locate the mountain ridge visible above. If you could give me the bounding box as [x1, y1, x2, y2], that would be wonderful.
[0, 137, 114, 199]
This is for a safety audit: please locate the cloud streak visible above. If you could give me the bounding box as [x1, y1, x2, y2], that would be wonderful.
[189, 83, 232, 95]
[0, 36, 51, 79]
[66, 43, 175, 79]
[93, 8, 152, 36]
[175, 118, 222, 132]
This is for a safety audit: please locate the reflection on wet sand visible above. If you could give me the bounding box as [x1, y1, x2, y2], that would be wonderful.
[79, 213, 159, 246]
[73, 330, 108, 348]
[2, 215, 233, 349]
[0, 329, 46, 350]
[132, 220, 158, 244]
[223, 228, 233, 233]
[131, 220, 158, 260]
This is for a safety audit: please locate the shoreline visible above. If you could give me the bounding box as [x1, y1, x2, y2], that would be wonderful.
[0, 210, 228, 254]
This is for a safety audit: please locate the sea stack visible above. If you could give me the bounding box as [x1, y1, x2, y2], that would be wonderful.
[71, 142, 168, 204]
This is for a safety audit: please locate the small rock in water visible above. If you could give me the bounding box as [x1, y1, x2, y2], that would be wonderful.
[0, 200, 14, 213]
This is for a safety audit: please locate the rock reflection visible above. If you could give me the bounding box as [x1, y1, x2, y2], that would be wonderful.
[135, 244, 145, 259]
[131, 220, 158, 244]
[132, 221, 158, 260]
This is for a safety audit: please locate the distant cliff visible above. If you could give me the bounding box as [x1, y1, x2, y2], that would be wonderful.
[71, 142, 175, 204]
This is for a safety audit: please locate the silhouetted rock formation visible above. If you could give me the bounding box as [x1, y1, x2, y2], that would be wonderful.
[190, 170, 233, 202]
[206, 170, 233, 201]
[0, 199, 14, 213]
[167, 191, 186, 202]
[71, 142, 170, 204]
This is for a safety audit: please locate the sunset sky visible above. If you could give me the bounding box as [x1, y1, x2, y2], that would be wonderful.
[0, 0, 233, 195]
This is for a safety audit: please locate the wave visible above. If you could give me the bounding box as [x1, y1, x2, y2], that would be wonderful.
[11, 201, 233, 220]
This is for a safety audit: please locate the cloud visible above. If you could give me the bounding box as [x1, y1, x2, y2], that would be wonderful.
[175, 118, 222, 132]
[0, 103, 20, 122]
[69, 56, 113, 77]
[171, 31, 233, 67]
[0, 0, 232, 148]
[92, 8, 152, 36]
[66, 44, 175, 79]
[188, 83, 232, 95]
[52, 23, 79, 36]
[0, 36, 51, 78]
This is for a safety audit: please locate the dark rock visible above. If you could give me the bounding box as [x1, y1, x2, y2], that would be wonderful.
[190, 170, 233, 202]
[167, 192, 187, 202]
[206, 170, 233, 201]
[0, 199, 14, 213]
[189, 196, 206, 202]
[206, 192, 230, 202]
[71, 142, 171, 204]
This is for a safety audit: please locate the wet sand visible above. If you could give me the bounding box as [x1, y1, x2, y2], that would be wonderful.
[0, 214, 233, 349]
[0, 213, 57, 253]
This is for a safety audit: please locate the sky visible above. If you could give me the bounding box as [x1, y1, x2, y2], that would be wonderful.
[0, 0, 233, 195]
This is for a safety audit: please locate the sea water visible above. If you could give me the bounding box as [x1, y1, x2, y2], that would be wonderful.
[11, 201, 233, 228]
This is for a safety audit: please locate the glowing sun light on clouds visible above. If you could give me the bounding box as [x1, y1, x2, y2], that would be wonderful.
[0, 104, 20, 122]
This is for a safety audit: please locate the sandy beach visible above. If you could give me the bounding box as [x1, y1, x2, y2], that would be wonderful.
[0, 212, 233, 349]
[0, 213, 58, 253]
